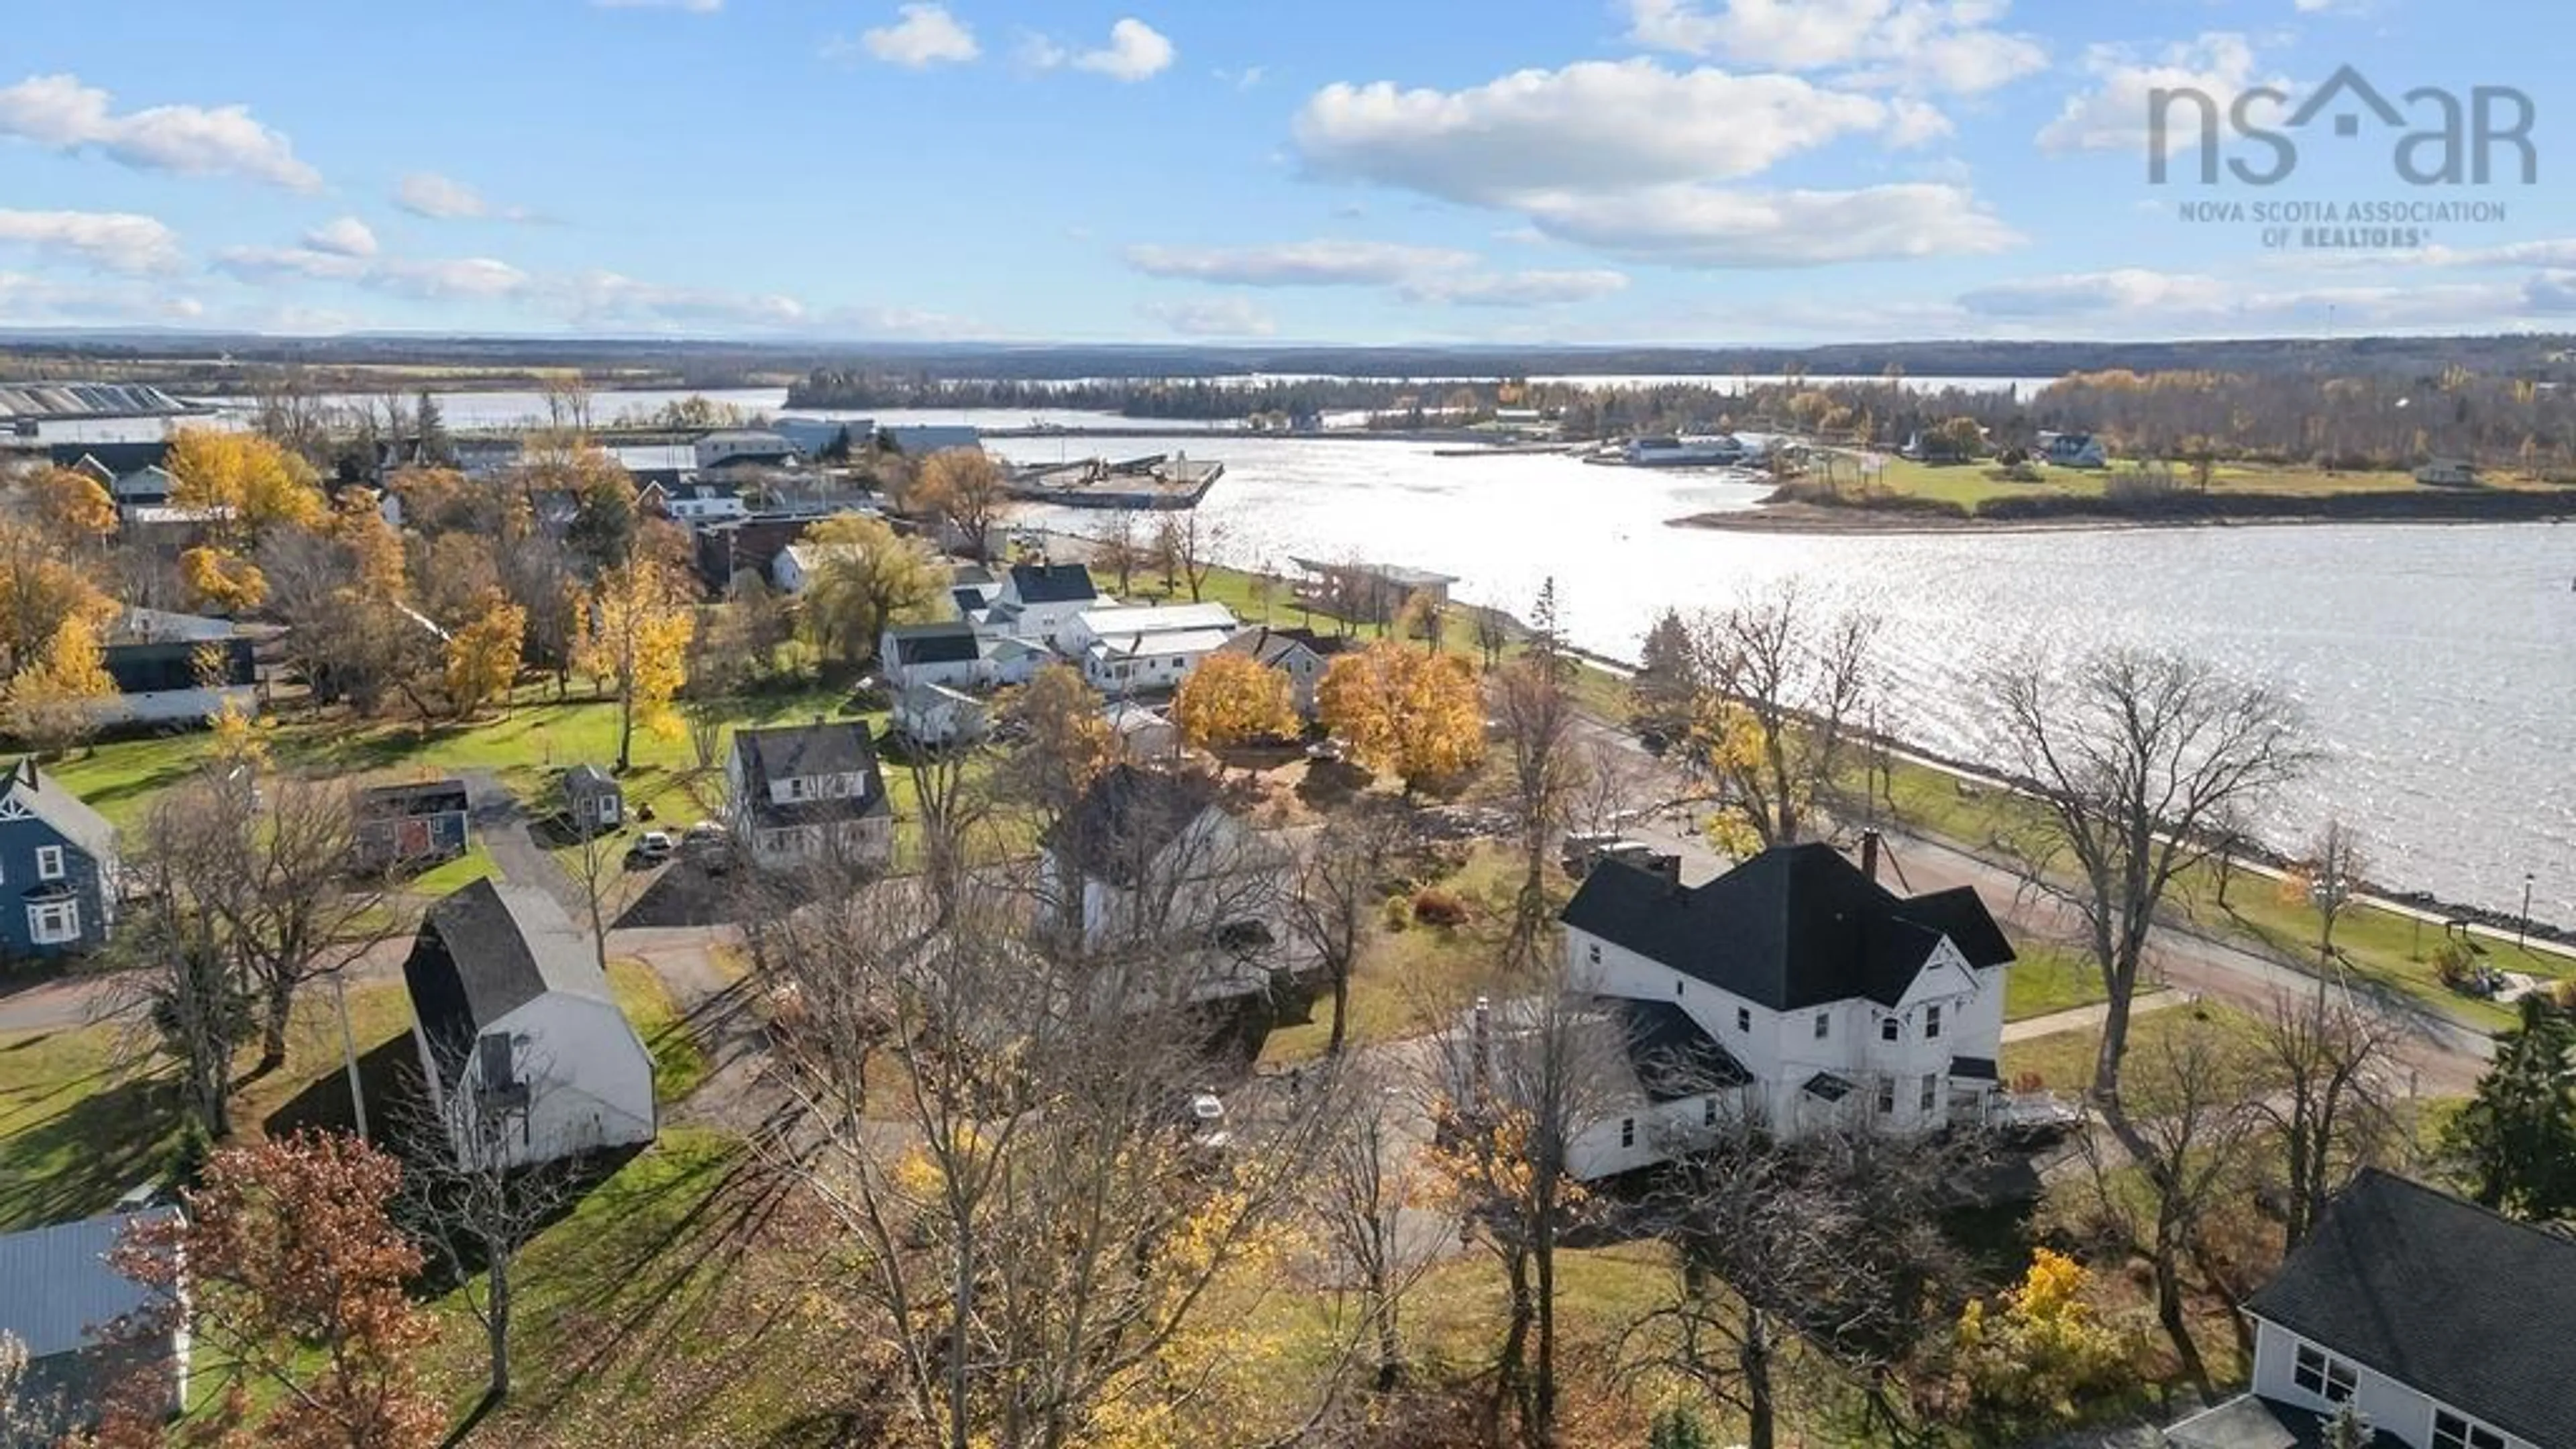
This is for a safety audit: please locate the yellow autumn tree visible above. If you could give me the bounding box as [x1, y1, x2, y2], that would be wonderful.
[574, 560, 693, 771]
[180, 545, 270, 612]
[0, 517, 116, 675]
[166, 428, 327, 535]
[29, 466, 117, 544]
[1953, 1248, 2131, 1432]
[1316, 639, 1485, 793]
[5, 613, 117, 756]
[444, 590, 527, 719]
[996, 662, 1112, 818]
[1171, 651, 1296, 762]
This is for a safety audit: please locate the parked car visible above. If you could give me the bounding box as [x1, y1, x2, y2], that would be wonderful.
[629, 830, 675, 864]
[1305, 739, 1346, 763]
[682, 821, 733, 873]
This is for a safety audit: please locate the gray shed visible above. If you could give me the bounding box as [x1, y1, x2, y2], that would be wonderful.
[0, 1208, 187, 1434]
[563, 764, 623, 835]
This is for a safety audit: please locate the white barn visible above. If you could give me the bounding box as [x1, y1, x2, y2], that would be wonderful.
[1557, 843, 2015, 1180]
[400, 880, 657, 1169]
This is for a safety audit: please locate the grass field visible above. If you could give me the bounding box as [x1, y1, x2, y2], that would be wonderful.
[1801, 453, 2566, 515]
[2001, 996, 2260, 1094]
[1868, 752, 2569, 1033]
[608, 959, 708, 1102]
[2002, 945, 2110, 1022]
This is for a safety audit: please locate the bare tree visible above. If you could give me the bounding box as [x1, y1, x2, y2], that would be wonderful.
[1494, 654, 1584, 975]
[1989, 649, 2311, 1106]
[393, 1040, 571, 1405]
[761, 877, 1334, 1449]
[1288, 804, 1403, 1056]
[2250, 989, 2407, 1248]
[2070, 1017, 2269, 1394]
[1686, 580, 1878, 848]
[2302, 818, 2370, 971]
[1311, 1063, 1450, 1393]
[1176, 510, 1225, 603]
[558, 773, 625, 975]
[1424, 993, 1622, 1446]
[1093, 511, 1142, 596]
[1471, 605, 1513, 672]
[1629, 1125, 1976, 1449]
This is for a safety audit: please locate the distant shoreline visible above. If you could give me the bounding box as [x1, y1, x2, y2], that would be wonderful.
[1670, 494, 2576, 537]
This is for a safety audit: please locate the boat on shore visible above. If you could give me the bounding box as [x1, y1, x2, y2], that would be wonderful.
[1603, 434, 1748, 468]
[1005, 452, 1223, 509]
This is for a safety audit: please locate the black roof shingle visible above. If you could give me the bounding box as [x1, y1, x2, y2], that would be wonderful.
[888, 621, 982, 666]
[2245, 1169, 2576, 1449]
[400, 880, 611, 1083]
[1040, 765, 1222, 888]
[1007, 562, 1099, 606]
[729, 723, 890, 828]
[1610, 998, 1750, 1102]
[1558, 843, 2014, 1012]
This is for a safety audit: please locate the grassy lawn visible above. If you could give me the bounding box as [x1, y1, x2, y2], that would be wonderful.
[2004, 944, 2109, 1022]
[1260, 843, 1528, 1066]
[415, 1128, 856, 1446]
[0, 977, 417, 1232]
[2001, 997, 2259, 1095]
[412, 843, 502, 894]
[1805, 454, 2570, 517]
[607, 959, 708, 1103]
[1869, 751, 2568, 1034]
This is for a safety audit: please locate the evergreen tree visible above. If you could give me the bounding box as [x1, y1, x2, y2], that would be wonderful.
[2323, 1403, 2374, 1449]
[1631, 606, 1699, 742]
[415, 389, 453, 466]
[2445, 996, 2576, 1219]
[1648, 1405, 1715, 1449]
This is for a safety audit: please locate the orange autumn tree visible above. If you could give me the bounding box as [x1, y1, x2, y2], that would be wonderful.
[166, 428, 327, 613]
[574, 558, 694, 771]
[444, 589, 527, 718]
[1317, 639, 1485, 793]
[3, 611, 115, 757]
[103, 1132, 441, 1449]
[1172, 651, 1297, 762]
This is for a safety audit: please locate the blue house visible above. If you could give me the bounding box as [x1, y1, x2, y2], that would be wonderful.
[0, 759, 117, 958]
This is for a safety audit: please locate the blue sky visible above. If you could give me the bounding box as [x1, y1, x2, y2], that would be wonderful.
[0, 0, 2568, 343]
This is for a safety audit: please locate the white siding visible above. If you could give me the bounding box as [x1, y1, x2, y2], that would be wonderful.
[2248, 1318, 2540, 1449]
[416, 994, 656, 1169]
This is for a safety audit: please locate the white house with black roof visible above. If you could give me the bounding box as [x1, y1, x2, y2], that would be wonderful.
[1557, 842, 2015, 1178]
[725, 721, 894, 871]
[1035, 765, 1296, 1004]
[400, 879, 656, 1168]
[2165, 1170, 2575, 1449]
[881, 620, 987, 690]
[987, 561, 1102, 647]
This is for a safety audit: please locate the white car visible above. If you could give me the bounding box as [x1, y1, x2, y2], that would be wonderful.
[630, 830, 676, 863]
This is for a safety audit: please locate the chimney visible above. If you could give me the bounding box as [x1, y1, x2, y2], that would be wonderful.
[1860, 828, 1882, 883]
[1647, 851, 1682, 891]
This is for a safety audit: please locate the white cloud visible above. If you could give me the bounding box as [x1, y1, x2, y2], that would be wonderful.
[1292, 60, 2019, 268]
[0, 73, 320, 191]
[1957, 267, 2233, 318]
[394, 172, 535, 223]
[1513, 181, 2017, 266]
[853, 5, 981, 68]
[592, 0, 722, 10]
[303, 217, 378, 259]
[1140, 298, 1277, 337]
[1077, 19, 1175, 81]
[0, 271, 205, 325]
[558, 271, 811, 327]
[0, 209, 182, 274]
[213, 244, 371, 283]
[1621, 0, 2045, 95]
[1023, 17, 1176, 81]
[2037, 33, 2275, 155]
[1215, 66, 1266, 91]
[372, 257, 531, 301]
[1398, 269, 1630, 307]
[1296, 60, 1896, 197]
[1124, 239, 1476, 285]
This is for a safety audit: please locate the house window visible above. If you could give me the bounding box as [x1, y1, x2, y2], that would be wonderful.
[1874, 1077, 1894, 1114]
[1925, 1003, 1943, 1040]
[1919, 1074, 1938, 1112]
[1735, 1007, 1751, 1033]
[1880, 1016, 1900, 1043]
[1674, 979, 1685, 998]
[2292, 1344, 2357, 1404]
[34, 846, 63, 881]
[787, 778, 808, 800]
[1814, 1013, 1830, 1040]
[1619, 1118, 1635, 1148]
[1586, 943, 1601, 966]
[1703, 1096, 1718, 1127]
[2433, 1411, 2507, 1449]
[27, 900, 79, 945]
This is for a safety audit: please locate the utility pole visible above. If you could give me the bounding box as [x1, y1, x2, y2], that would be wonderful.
[332, 969, 368, 1142]
[2519, 872, 2536, 951]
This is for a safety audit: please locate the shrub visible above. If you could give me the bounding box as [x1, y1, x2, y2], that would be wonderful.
[1380, 896, 1411, 932]
[1411, 888, 1469, 928]
[2433, 938, 2478, 989]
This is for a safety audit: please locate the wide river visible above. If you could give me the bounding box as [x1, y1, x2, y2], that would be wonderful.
[977, 429, 2576, 924]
